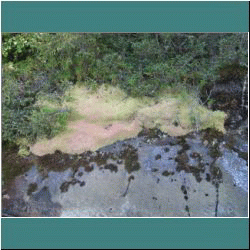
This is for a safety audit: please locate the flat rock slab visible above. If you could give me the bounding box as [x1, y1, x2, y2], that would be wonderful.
[2, 133, 248, 217]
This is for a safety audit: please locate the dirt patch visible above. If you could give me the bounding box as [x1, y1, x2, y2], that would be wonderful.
[30, 119, 142, 155]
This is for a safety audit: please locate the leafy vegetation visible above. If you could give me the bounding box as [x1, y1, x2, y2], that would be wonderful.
[1, 33, 248, 146]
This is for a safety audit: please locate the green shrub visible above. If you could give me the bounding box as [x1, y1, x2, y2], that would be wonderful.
[2, 32, 247, 146]
[31, 109, 69, 140]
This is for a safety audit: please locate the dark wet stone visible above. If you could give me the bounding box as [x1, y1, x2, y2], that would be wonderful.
[182, 144, 191, 151]
[78, 172, 83, 177]
[121, 175, 134, 197]
[210, 164, 223, 183]
[168, 157, 173, 160]
[206, 173, 211, 182]
[27, 183, 38, 196]
[84, 165, 94, 172]
[185, 205, 191, 216]
[176, 164, 191, 173]
[181, 185, 187, 195]
[71, 179, 78, 185]
[177, 149, 185, 155]
[152, 197, 158, 200]
[209, 145, 223, 158]
[128, 175, 135, 182]
[104, 164, 118, 173]
[205, 193, 209, 197]
[175, 152, 189, 164]
[80, 181, 85, 187]
[184, 195, 188, 201]
[195, 176, 202, 183]
[157, 178, 160, 184]
[117, 159, 123, 164]
[60, 182, 71, 193]
[164, 147, 170, 153]
[33, 186, 51, 203]
[190, 152, 200, 159]
[169, 138, 178, 146]
[155, 154, 162, 160]
[152, 168, 158, 172]
[162, 171, 175, 177]
[173, 121, 179, 127]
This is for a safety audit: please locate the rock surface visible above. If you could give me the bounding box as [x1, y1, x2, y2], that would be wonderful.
[2, 129, 248, 217]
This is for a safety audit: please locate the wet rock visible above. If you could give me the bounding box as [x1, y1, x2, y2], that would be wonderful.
[206, 173, 211, 182]
[181, 185, 187, 195]
[60, 182, 71, 193]
[80, 181, 85, 187]
[151, 168, 158, 172]
[117, 159, 123, 164]
[27, 183, 38, 196]
[78, 172, 83, 177]
[164, 147, 170, 153]
[128, 175, 135, 182]
[155, 154, 161, 160]
[84, 165, 94, 172]
[2, 124, 248, 217]
[71, 179, 78, 185]
[162, 171, 175, 177]
[121, 175, 134, 197]
[185, 205, 190, 216]
[175, 152, 189, 165]
[104, 164, 118, 173]
[190, 152, 200, 159]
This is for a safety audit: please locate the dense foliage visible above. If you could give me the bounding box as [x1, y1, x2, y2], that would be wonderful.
[1, 33, 248, 144]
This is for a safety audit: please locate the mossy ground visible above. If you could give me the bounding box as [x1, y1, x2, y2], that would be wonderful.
[30, 85, 226, 155]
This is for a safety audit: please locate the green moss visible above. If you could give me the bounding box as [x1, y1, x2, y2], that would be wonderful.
[2, 145, 33, 186]
[17, 146, 30, 157]
[202, 128, 224, 143]
[120, 145, 141, 174]
[27, 183, 38, 195]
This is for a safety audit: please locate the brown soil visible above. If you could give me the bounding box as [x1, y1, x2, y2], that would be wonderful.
[30, 119, 142, 156]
